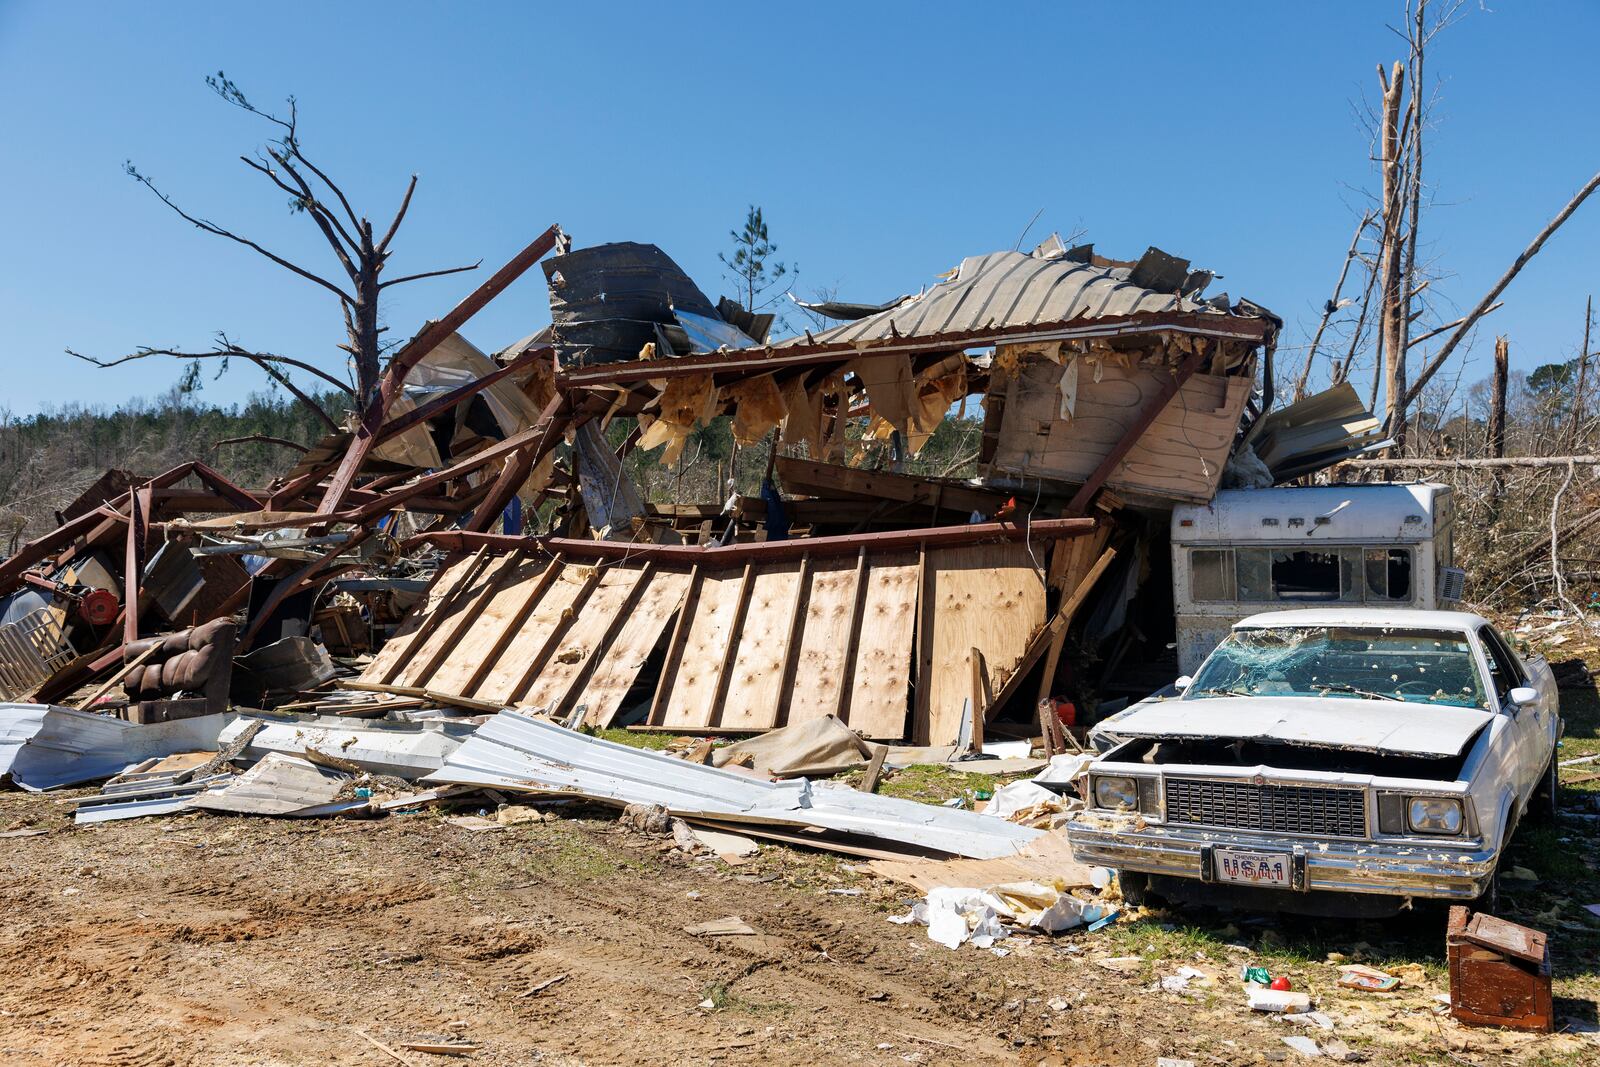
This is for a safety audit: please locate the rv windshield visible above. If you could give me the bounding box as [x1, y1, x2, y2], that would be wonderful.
[1186, 626, 1487, 709]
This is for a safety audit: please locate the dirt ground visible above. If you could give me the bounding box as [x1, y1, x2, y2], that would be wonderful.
[1, 783, 1596, 1067]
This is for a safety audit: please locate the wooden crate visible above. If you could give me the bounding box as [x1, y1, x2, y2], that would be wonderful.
[1446, 907, 1552, 1033]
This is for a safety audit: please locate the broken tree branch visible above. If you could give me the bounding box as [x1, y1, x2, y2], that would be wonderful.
[377, 175, 418, 254]
[213, 434, 310, 453]
[123, 164, 356, 304]
[1294, 210, 1375, 400]
[1402, 167, 1600, 410]
[1406, 303, 1502, 350]
[65, 341, 353, 397]
[378, 260, 482, 290]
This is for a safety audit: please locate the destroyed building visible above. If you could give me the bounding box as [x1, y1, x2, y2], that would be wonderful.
[0, 223, 1391, 819]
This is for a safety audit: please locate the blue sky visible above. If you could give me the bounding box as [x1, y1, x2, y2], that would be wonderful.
[2, 1, 1597, 416]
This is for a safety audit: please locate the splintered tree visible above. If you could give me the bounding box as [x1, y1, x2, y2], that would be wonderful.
[1288, 1, 1600, 456]
[719, 205, 793, 317]
[70, 72, 480, 434]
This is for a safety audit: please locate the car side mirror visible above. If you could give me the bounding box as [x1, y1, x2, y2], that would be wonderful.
[1507, 686, 1538, 710]
[1174, 675, 1193, 691]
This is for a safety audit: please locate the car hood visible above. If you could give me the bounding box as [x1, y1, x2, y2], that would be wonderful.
[1099, 696, 1493, 758]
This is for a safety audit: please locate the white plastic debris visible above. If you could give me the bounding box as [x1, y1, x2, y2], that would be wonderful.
[887, 882, 1114, 949]
[1033, 752, 1093, 786]
[1159, 966, 1211, 994]
[1248, 987, 1312, 1014]
[1281, 1035, 1322, 1058]
[982, 780, 1064, 820]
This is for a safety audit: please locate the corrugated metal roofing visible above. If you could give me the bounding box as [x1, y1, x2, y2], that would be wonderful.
[425, 710, 1039, 859]
[786, 249, 1226, 349]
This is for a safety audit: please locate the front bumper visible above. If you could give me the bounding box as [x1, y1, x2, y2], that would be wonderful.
[1067, 814, 1496, 900]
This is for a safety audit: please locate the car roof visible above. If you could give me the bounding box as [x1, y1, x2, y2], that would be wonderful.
[1233, 607, 1491, 632]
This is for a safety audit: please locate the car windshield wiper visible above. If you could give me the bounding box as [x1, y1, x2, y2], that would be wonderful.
[1196, 684, 1259, 698]
[1310, 682, 1403, 702]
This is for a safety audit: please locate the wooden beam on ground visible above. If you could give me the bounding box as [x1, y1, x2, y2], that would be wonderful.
[341, 681, 505, 713]
[857, 743, 888, 794]
[75, 642, 160, 712]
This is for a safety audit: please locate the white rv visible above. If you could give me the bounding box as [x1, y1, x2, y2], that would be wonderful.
[1170, 483, 1461, 675]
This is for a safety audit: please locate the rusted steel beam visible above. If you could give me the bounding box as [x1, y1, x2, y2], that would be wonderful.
[412, 515, 1098, 564]
[317, 224, 563, 516]
[241, 531, 373, 647]
[343, 402, 581, 523]
[187, 461, 264, 511]
[464, 394, 571, 533]
[122, 483, 151, 645]
[558, 311, 1266, 388]
[1065, 343, 1211, 515]
[379, 344, 552, 443]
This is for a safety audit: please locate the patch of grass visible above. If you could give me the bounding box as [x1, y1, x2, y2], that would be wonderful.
[698, 979, 794, 1017]
[530, 822, 651, 880]
[875, 764, 998, 805]
[591, 727, 677, 751]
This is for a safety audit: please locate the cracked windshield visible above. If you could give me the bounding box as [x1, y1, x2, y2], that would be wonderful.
[1185, 627, 1487, 708]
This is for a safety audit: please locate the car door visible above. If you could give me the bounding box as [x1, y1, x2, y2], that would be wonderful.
[1477, 624, 1548, 805]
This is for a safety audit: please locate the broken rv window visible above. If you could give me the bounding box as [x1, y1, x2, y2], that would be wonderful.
[1189, 547, 1412, 604]
[1185, 626, 1487, 709]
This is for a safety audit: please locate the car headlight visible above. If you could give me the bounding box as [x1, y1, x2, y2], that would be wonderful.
[1406, 797, 1463, 835]
[1094, 775, 1138, 810]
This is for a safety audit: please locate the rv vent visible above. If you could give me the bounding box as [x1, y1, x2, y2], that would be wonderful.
[1439, 567, 1467, 602]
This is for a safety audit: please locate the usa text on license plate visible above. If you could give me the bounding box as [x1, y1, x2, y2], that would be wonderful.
[1213, 849, 1292, 887]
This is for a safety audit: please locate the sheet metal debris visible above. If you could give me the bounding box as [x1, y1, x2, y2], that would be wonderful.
[425, 710, 1039, 859]
[0, 703, 227, 791]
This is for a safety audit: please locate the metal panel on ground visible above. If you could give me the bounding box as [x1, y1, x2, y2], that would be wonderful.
[424, 710, 1040, 859]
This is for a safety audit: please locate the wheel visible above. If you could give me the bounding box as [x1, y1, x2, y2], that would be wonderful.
[1528, 754, 1559, 824]
[1116, 870, 1150, 906]
[1467, 864, 1500, 915]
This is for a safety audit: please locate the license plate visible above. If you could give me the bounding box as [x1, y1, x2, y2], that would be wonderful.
[1213, 848, 1292, 888]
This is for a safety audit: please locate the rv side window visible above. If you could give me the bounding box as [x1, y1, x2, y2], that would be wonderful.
[1236, 548, 1272, 600]
[1190, 549, 1235, 601]
[1271, 549, 1345, 601]
[1364, 548, 1412, 601]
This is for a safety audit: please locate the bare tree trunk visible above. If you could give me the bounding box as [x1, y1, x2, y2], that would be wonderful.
[1378, 60, 1408, 452]
[1488, 334, 1509, 514]
[1397, 0, 1427, 375]
[1569, 295, 1592, 448]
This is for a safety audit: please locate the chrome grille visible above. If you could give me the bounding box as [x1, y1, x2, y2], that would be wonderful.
[1164, 778, 1366, 838]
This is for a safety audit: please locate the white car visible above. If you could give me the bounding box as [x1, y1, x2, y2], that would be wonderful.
[1067, 609, 1561, 914]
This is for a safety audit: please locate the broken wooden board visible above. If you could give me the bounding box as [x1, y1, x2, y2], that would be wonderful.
[916, 543, 1046, 746]
[864, 831, 1092, 894]
[988, 357, 1251, 504]
[365, 534, 1055, 742]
